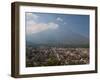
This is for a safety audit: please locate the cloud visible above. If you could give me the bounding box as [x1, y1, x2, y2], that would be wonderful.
[26, 22, 59, 35]
[26, 13, 59, 35]
[64, 22, 67, 25]
[26, 13, 39, 21]
[26, 20, 35, 26]
[56, 17, 63, 22]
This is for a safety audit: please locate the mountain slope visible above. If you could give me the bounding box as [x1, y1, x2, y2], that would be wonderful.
[26, 27, 89, 47]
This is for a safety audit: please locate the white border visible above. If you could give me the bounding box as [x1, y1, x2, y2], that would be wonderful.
[19, 6, 95, 75]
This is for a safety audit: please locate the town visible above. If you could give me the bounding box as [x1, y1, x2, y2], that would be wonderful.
[26, 47, 89, 67]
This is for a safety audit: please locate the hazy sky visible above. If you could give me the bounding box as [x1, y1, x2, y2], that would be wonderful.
[25, 12, 89, 38]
